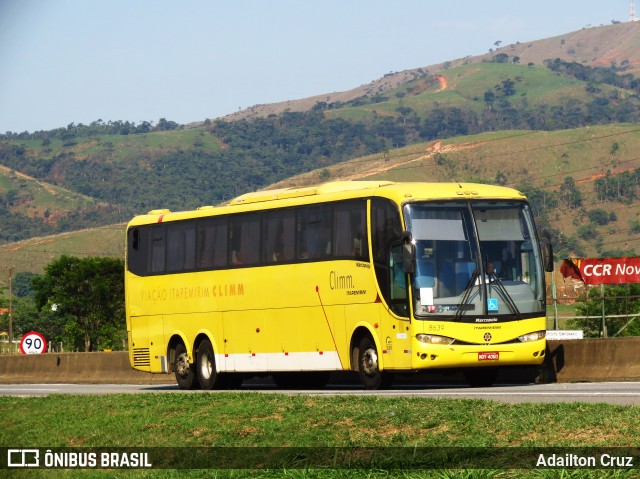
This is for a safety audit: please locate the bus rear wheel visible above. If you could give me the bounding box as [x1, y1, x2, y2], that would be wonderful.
[174, 343, 198, 390]
[357, 336, 393, 390]
[196, 339, 219, 390]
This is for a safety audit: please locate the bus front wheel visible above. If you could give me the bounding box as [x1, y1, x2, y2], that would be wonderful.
[174, 343, 198, 390]
[357, 336, 393, 390]
[196, 339, 219, 390]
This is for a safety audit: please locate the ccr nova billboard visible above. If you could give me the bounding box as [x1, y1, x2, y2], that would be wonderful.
[560, 257, 640, 285]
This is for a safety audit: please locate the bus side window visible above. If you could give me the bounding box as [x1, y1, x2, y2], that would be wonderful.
[167, 223, 196, 272]
[297, 206, 331, 260]
[197, 218, 228, 269]
[263, 210, 295, 263]
[230, 214, 261, 266]
[334, 207, 352, 257]
[127, 227, 148, 275]
[150, 225, 165, 273]
[333, 201, 368, 260]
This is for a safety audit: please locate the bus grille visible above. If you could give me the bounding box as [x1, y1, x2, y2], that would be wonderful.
[132, 348, 151, 367]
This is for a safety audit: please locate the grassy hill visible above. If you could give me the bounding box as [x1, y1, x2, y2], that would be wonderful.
[321, 61, 624, 125]
[14, 126, 221, 163]
[0, 225, 125, 285]
[0, 163, 95, 217]
[224, 22, 640, 121]
[0, 163, 122, 243]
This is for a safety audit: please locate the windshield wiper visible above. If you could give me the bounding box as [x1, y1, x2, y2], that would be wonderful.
[454, 268, 481, 321]
[454, 270, 522, 320]
[487, 276, 522, 319]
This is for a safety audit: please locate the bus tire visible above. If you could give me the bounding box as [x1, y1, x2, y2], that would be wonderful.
[196, 339, 218, 390]
[463, 367, 499, 387]
[174, 342, 198, 390]
[357, 336, 393, 390]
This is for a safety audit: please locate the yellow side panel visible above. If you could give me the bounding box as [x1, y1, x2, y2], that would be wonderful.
[223, 310, 268, 371]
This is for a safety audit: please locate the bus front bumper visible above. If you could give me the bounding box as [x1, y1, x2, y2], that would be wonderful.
[410, 338, 546, 370]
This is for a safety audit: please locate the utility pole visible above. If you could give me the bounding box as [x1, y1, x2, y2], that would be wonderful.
[631, 0, 637, 22]
[8, 267, 14, 354]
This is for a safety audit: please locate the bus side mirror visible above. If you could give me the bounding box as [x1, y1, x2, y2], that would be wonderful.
[540, 231, 554, 272]
[402, 231, 416, 274]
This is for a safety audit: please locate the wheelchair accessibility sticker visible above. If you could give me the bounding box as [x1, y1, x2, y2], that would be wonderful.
[487, 298, 498, 312]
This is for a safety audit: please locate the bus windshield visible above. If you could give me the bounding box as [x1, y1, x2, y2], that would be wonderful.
[403, 201, 545, 320]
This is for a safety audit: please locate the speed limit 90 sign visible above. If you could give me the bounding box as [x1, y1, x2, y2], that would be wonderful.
[20, 332, 47, 354]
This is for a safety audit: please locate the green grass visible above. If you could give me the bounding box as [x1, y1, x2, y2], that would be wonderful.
[447, 63, 599, 105]
[1, 393, 639, 477]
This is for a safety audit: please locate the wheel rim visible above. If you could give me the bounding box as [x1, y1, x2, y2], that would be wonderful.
[176, 352, 190, 378]
[200, 352, 213, 380]
[361, 347, 378, 377]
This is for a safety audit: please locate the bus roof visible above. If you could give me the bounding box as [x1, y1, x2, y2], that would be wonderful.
[127, 181, 527, 227]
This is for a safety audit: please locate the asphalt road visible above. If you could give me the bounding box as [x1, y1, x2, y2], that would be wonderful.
[2, 382, 640, 405]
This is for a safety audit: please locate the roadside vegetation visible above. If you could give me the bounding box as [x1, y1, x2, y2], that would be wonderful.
[1, 393, 639, 478]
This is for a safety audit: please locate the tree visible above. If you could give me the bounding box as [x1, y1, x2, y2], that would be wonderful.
[493, 53, 510, 64]
[559, 176, 582, 208]
[32, 256, 125, 351]
[500, 79, 517, 97]
[572, 284, 640, 337]
[587, 208, 612, 226]
[13, 272, 38, 298]
[495, 171, 508, 185]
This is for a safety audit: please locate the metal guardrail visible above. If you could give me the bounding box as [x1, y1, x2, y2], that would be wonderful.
[547, 313, 640, 337]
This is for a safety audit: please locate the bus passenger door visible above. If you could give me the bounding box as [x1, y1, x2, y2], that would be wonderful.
[389, 244, 410, 318]
[381, 244, 412, 369]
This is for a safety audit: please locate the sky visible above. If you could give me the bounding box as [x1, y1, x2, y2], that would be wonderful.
[0, 0, 632, 133]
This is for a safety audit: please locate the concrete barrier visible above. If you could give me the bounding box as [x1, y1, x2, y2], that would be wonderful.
[0, 338, 638, 385]
[543, 338, 640, 383]
[0, 351, 173, 385]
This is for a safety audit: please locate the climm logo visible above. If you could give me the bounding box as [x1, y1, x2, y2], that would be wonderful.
[329, 270, 354, 290]
[212, 283, 245, 297]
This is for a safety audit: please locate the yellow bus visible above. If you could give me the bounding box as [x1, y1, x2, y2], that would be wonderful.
[125, 181, 553, 389]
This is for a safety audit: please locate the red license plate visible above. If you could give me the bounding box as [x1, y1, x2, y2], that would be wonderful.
[478, 352, 499, 361]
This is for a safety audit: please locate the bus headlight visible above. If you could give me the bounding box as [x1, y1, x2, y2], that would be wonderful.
[416, 334, 455, 345]
[517, 331, 546, 342]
